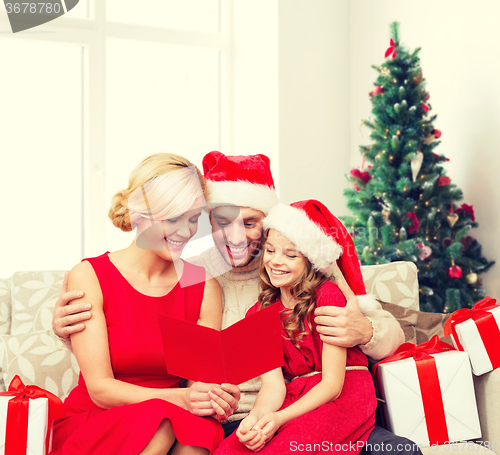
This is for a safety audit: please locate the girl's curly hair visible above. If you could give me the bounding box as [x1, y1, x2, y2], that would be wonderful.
[258, 229, 328, 348]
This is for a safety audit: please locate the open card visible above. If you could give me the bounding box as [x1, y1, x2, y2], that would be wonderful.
[158, 304, 284, 385]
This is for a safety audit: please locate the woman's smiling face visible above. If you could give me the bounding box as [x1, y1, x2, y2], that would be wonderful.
[135, 195, 205, 261]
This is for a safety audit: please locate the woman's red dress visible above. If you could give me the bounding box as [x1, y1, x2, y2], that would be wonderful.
[214, 280, 376, 454]
[50, 253, 224, 455]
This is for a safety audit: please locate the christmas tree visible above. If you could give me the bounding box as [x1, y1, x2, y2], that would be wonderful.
[342, 22, 494, 313]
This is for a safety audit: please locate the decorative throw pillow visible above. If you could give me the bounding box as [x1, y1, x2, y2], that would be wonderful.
[380, 301, 452, 346]
[10, 271, 65, 335]
[0, 331, 79, 398]
[379, 301, 418, 344]
[414, 311, 452, 345]
[361, 261, 419, 310]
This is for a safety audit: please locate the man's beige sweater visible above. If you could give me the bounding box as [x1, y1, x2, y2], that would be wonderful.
[188, 247, 403, 422]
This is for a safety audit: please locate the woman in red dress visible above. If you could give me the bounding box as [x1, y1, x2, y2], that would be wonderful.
[51, 154, 234, 455]
[214, 200, 377, 454]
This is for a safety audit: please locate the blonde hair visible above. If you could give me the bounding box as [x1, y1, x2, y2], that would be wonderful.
[109, 153, 206, 232]
[258, 229, 328, 348]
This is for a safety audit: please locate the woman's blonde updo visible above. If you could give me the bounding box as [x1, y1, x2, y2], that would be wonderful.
[108, 153, 206, 232]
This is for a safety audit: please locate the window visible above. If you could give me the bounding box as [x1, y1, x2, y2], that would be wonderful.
[0, 0, 230, 278]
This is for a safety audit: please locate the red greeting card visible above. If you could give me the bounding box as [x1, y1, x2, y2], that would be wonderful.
[158, 304, 284, 385]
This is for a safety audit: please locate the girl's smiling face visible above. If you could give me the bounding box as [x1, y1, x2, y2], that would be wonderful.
[263, 229, 308, 292]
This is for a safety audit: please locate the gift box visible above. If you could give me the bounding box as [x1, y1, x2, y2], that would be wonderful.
[0, 376, 64, 455]
[444, 297, 500, 376]
[374, 336, 481, 447]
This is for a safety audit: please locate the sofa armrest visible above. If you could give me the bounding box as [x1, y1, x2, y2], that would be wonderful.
[474, 368, 500, 449]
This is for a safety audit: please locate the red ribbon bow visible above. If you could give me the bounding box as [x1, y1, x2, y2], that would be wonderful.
[350, 168, 372, 184]
[374, 336, 456, 445]
[375, 335, 456, 367]
[404, 212, 420, 234]
[385, 38, 397, 59]
[2, 375, 65, 455]
[444, 297, 500, 369]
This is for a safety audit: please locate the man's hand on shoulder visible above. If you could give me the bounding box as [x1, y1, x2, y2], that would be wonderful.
[314, 278, 374, 348]
[52, 271, 92, 346]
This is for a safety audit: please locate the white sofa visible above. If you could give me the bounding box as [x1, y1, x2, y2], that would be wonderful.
[0, 262, 498, 453]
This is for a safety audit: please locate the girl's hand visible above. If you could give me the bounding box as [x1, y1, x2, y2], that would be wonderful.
[254, 411, 283, 443]
[236, 415, 266, 452]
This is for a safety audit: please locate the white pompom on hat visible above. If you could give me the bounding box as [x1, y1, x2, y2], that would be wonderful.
[263, 199, 380, 314]
[202, 151, 279, 215]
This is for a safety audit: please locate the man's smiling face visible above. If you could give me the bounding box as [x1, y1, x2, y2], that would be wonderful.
[210, 205, 265, 268]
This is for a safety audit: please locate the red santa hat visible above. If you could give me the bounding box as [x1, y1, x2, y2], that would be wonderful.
[263, 199, 379, 313]
[202, 151, 279, 215]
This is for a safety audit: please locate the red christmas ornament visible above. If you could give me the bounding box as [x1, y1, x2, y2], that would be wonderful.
[404, 212, 420, 234]
[420, 103, 430, 113]
[438, 176, 451, 186]
[432, 129, 442, 138]
[456, 203, 475, 222]
[447, 265, 463, 280]
[385, 38, 397, 59]
[354, 184, 360, 192]
[369, 85, 384, 98]
[350, 168, 372, 184]
[422, 91, 430, 101]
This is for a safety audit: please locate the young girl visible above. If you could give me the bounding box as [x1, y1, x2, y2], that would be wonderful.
[214, 199, 377, 454]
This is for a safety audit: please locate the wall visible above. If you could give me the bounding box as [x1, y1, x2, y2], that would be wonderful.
[278, 0, 350, 216]
[348, 0, 500, 298]
[231, 0, 280, 189]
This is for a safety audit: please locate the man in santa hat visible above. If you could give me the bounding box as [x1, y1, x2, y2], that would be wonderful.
[53, 152, 416, 454]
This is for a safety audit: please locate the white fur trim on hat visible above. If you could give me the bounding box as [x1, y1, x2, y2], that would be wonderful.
[357, 294, 382, 315]
[206, 180, 279, 215]
[263, 203, 343, 271]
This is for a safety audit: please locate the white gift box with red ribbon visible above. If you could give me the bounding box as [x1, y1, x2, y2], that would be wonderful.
[0, 395, 49, 455]
[0, 376, 64, 455]
[374, 336, 481, 448]
[445, 297, 500, 376]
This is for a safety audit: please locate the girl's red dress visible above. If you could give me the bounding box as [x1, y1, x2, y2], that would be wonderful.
[214, 280, 376, 454]
[50, 253, 224, 455]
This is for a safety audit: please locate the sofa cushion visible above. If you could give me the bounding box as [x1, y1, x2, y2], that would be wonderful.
[379, 301, 452, 345]
[0, 277, 11, 335]
[0, 331, 79, 399]
[10, 271, 66, 335]
[361, 262, 419, 311]
[378, 301, 418, 344]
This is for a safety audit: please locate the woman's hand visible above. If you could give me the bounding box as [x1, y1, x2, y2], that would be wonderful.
[209, 383, 240, 421]
[185, 382, 240, 420]
[236, 414, 266, 452]
[52, 271, 92, 343]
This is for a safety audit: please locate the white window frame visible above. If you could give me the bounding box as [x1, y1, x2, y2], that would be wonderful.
[0, 0, 232, 261]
